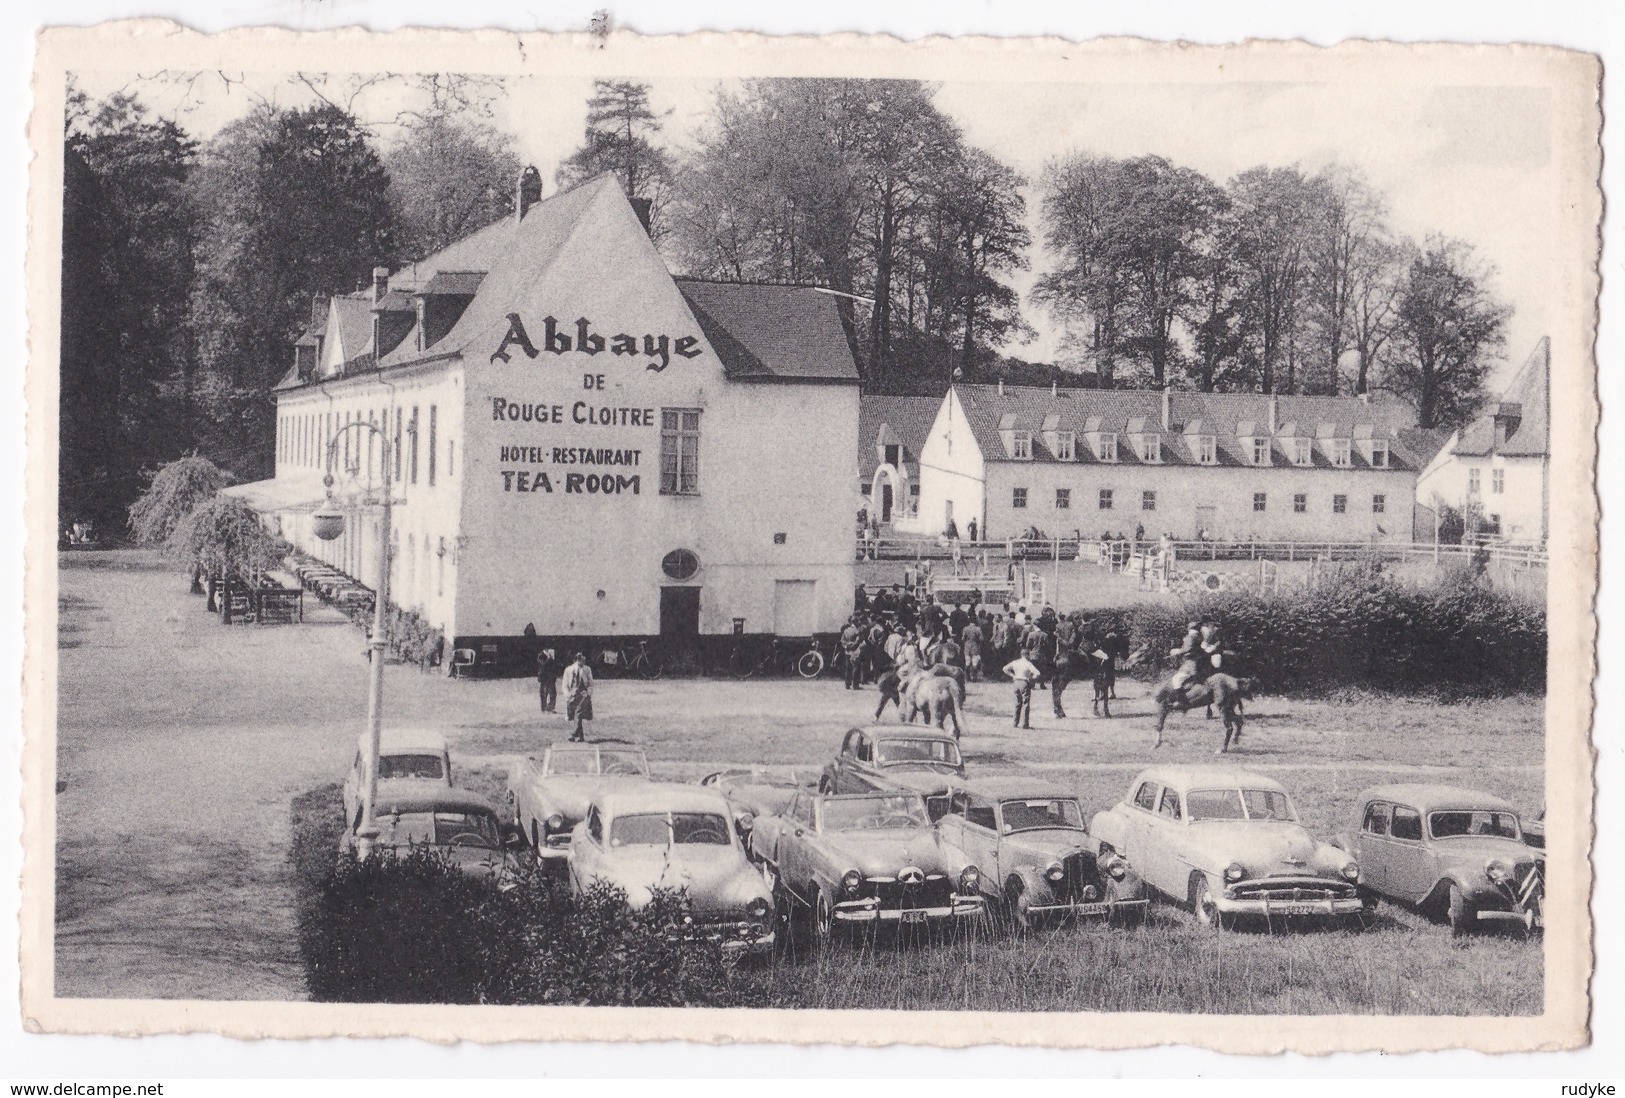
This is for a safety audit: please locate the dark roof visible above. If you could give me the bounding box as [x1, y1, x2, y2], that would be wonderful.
[858, 394, 945, 480]
[373, 289, 416, 313]
[951, 384, 1425, 470]
[1398, 426, 1453, 469]
[424, 270, 487, 296]
[1451, 338, 1549, 458]
[372, 786, 501, 817]
[676, 281, 862, 384]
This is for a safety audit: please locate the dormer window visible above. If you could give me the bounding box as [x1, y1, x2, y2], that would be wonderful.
[1330, 439, 1352, 468]
[1291, 438, 1312, 467]
[1196, 436, 1217, 465]
[1251, 438, 1272, 466]
[1052, 432, 1075, 461]
[1011, 430, 1032, 460]
[1370, 440, 1390, 469]
[1097, 433, 1119, 463]
[1140, 436, 1162, 464]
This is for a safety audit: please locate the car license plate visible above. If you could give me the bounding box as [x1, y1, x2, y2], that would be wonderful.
[1271, 902, 1322, 915]
[1073, 902, 1110, 916]
[901, 909, 927, 924]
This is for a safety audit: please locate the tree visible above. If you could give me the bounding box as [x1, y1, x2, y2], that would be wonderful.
[557, 80, 675, 240]
[1228, 166, 1318, 393]
[189, 104, 397, 481]
[1347, 233, 1407, 396]
[1034, 155, 1132, 386]
[1301, 167, 1391, 395]
[128, 454, 229, 545]
[1381, 237, 1510, 429]
[62, 92, 199, 534]
[386, 117, 520, 258]
[168, 494, 287, 581]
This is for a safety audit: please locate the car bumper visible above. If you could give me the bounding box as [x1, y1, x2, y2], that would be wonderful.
[834, 895, 986, 924]
[534, 842, 572, 862]
[1026, 897, 1150, 919]
[667, 922, 776, 956]
[1215, 894, 1366, 917]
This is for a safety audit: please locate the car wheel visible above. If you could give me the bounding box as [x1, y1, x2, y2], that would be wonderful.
[1447, 884, 1475, 937]
[813, 888, 835, 948]
[1191, 875, 1227, 930]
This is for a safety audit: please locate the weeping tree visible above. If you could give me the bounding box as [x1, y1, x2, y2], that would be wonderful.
[127, 454, 229, 547]
[167, 494, 287, 586]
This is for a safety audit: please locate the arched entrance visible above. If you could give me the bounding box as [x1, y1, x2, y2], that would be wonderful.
[870, 464, 904, 526]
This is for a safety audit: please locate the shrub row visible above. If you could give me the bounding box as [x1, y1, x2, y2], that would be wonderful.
[1121, 568, 1544, 696]
[382, 604, 445, 671]
[298, 847, 758, 1006]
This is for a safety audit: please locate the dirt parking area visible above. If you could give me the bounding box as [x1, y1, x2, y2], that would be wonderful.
[53, 550, 1544, 1005]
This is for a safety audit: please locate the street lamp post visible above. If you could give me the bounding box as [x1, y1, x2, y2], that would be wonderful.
[312, 422, 393, 858]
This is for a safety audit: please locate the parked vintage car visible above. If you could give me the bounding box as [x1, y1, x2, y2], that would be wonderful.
[1339, 784, 1544, 934]
[937, 777, 1148, 928]
[342, 727, 452, 830]
[339, 785, 516, 879]
[506, 742, 651, 867]
[1089, 765, 1365, 928]
[1522, 806, 1546, 850]
[818, 724, 966, 820]
[699, 767, 813, 819]
[749, 788, 985, 942]
[567, 783, 775, 957]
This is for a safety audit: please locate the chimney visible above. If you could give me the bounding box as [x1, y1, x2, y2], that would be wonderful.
[1358, 391, 1370, 406]
[1051, 379, 1058, 397]
[371, 266, 390, 304]
[1161, 385, 1172, 431]
[516, 165, 543, 222]
[998, 378, 1005, 397]
[311, 293, 330, 326]
[1267, 393, 1278, 435]
[629, 196, 654, 235]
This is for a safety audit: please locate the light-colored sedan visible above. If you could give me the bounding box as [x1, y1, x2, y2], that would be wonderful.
[1089, 765, 1366, 928]
[506, 742, 651, 868]
[568, 783, 775, 957]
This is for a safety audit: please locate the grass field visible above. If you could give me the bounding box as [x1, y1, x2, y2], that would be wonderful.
[58, 550, 1545, 1011]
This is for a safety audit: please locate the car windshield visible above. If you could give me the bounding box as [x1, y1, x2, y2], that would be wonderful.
[1429, 810, 1520, 840]
[1000, 798, 1084, 833]
[875, 739, 962, 768]
[377, 753, 444, 781]
[547, 751, 598, 775]
[823, 794, 931, 831]
[608, 812, 731, 847]
[599, 750, 649, 776]
[1184, 788, 1296, 822]
[377, 810, 499, 849]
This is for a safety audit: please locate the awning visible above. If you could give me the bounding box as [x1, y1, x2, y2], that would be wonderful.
[220, 472, 330, 514]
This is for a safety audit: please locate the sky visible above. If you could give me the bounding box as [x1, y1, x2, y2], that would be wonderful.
[70, 68, 1557, 393]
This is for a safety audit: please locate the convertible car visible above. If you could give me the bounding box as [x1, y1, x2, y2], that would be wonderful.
[818, 725, 966, 820]
[1340, 784, 1544, 935]
[936, 777, 1148, 928]
[749, 789, 985, 944]
[1089, 765, 1365, 928]
[566, 783, 775, 957]
[506, 742, 651, 868]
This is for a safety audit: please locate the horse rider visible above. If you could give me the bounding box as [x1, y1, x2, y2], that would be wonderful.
[1168, 621, 1206, 694]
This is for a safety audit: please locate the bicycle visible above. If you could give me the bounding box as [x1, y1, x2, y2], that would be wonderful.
[596, 639, 664, 680]
[726, 636, 825, 680]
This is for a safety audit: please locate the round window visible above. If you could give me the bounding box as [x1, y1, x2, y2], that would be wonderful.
[662, 549, 700, 581]
[1204, 573, 1223, 591]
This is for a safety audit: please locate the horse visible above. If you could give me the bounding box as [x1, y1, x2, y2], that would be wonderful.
[1151, 673, 1254, 753]
[900, 671, 966, 739]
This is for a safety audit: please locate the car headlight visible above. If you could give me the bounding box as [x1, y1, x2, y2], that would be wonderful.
[1342, 862, 1360, 882]
[1224, 862, 1246, 883]
[1101, 853, 1128, 880]
[959, 865, 981, 893]
[745, 896, 771, 920]
[841, 869, 862, 896]
[546, 813, 564, 832]
[1486, 859, 1512, 884]
[1045, 863, 1065, 883]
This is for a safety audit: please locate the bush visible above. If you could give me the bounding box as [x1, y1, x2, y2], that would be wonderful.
[1123, 571, 1544, 697]
[128, 455, 229, 546]
[298, 846, 757, 1006]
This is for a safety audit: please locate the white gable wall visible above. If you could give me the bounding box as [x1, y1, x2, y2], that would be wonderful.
[906, 390, 986, 539]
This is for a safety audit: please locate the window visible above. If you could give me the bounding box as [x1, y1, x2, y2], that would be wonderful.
[1331, 439, 1352, 468]
[1011, 431, 1032, 460]
[1492, 468, 1505, 494]
[1333, 494, 1347, 514]
[660, 409, 702, 494]
[1293, 493, 1307, 513]
[1468, 467, 1481, 494]
[1012, 487, 1028, 509]
[908, 482, 920, 517]
[1141, 490, 1156, 512]
[1098, 488, 1114, 511]
[1390, 806, 1423, 842]
[1132, 782, 1158, 812]
[448, 439, 456, 478]
[1055, 488, 1071, 510]
[1098, 433, 1118, 463]
[883, 443, 901, 468]
[966, 804, 997, 831]
[662, 549, 700, 581]
[393, 409, 402, 479]
[1197, 436, 1217, 465]
[427, 405, 438, 486]
[1372, 494, 1386, 514]
[1251, 437, 1271, 466]
[409, 406, 420, 485]
[1253, 492, 1267, 512]
[1362, 802, 1391, 836]
[1292, 438, 1312, 466]
[1158, 787, 1183, 820]
[1053, 432, 1075, 461]
[1141, 436, 1162, 463]
[1370, 440, 1390, 469]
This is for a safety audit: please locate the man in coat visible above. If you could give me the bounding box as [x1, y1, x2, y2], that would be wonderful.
[563, 652, 594, 742]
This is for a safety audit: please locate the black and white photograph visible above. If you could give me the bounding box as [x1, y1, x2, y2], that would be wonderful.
[18, 24, 1599, 1053]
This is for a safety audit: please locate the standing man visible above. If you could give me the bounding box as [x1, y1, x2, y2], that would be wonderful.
[967, 518, 978, 544]
[537, 648, 559, 714]
[840, 616, 865, 690]
[961, 614, 985, 682]
[563, 652, 594, 742]
[1003, 654, 1041, 730]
